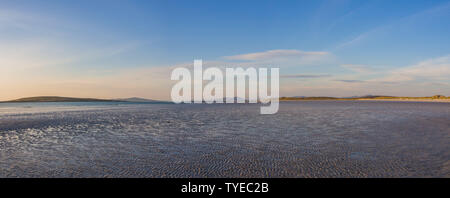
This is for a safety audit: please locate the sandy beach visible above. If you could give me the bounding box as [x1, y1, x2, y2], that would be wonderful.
[1, 101, 449, 177]
[357, 99, 450, 103]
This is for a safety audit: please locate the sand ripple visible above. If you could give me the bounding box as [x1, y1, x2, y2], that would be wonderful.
[0, 101, 449, 177]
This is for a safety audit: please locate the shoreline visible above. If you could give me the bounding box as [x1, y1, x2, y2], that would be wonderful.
[280, 99, 450, 103]
[356, 99, 450, 103]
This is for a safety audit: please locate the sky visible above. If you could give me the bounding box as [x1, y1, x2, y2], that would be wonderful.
[1, 0, 450, 100]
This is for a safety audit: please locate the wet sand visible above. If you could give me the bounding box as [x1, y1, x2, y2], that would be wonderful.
[0, 101, 449, 177]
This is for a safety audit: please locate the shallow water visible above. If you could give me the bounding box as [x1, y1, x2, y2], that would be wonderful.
[0, 101, 449, 177]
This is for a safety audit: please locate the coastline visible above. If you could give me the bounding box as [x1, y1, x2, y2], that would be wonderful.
[356, 99, 450, 103]
[280, 99, 450, 103]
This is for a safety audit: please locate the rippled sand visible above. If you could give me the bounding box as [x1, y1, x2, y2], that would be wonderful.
[0, 101, 449, 177]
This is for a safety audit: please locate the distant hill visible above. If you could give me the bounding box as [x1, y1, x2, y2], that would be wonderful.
[116, 97, 167, 103]
[343, 95, 389, 99]
[280, 96, 338, 100]
[6, 96, 117, 103]
[280, 95, 450, 101]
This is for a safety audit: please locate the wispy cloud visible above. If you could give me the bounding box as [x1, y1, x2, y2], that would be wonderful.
[340, 64, 375, 73]
[334, 1, 450, 50]
[0, 8, 140, 71]
[335, 33, 370, 49]
[280, 74, 331, 79]
[333, 79, 365, 83]
[224, 49, 329, 61]
[374, 55, 450, 83]
[0, 39, 139, 70]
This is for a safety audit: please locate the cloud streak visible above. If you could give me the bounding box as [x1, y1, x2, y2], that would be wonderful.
[280, 74, 331, 79]
[333, 1, 450, 50]
[373, 55, 450, 83]
[340, 64, 375, 74]
[334, 79, 365, 83]
[224, 49, 329, 61]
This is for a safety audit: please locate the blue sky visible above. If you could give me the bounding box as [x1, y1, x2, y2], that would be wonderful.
[1, 0, 450, 100]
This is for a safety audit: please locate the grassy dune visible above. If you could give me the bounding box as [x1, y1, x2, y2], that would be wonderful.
[280, 95, 450, 102]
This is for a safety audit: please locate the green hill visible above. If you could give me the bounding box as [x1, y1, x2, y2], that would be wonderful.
[6, 96, 117, 103]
